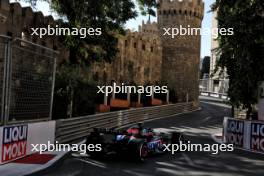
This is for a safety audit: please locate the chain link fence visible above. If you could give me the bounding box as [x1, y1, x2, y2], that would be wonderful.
[0, 36, 57, 124]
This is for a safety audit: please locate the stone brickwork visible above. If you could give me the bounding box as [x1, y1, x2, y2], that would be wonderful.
[90, 21, 162, 85]
[0, 0, 161, 86]
[0, 0, 204, 102]
[0, 0, 68, 62]
[157, 0, 204, 102]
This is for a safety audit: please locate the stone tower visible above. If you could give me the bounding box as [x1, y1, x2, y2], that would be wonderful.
[157, 0, 204, 103]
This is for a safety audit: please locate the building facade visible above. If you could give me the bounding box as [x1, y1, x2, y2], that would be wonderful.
[209, 11, 229, 94]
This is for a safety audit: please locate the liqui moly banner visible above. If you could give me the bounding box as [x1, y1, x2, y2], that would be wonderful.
[223, 117, 264, 154]
[0, 121, 55, 164]
[223, 118, 244, 147]
[250, 122, 264, 152]
[2, 125, 28, 163]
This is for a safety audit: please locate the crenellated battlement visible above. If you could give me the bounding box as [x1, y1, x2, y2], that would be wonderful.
[138, 20, 158, 35]
[0, 0, 69, 63]
[0, 0, 57, 38]
[157, 0, 204, 19]
[157, 0, 204, 102]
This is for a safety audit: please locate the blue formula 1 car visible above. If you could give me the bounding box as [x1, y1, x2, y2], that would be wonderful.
[86, 123, 184, 161]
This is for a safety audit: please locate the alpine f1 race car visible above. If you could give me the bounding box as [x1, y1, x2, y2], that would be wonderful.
[86, 123, 184, 161]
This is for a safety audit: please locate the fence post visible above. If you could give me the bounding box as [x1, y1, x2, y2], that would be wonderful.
[138, 93, 141, 104]
[3, 39, 11, 125]
[104, 92, 108, 105]
[49, 57, 57, 119]
[127, 92, 130, 103]
[166, 90, 170, 104]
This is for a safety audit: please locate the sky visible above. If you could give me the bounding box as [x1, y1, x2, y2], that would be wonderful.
[13, 0, 215, 58]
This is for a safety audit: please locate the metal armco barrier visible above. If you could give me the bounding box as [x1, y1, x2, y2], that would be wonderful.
[56, 102, 196, 143]
[200, 91, 228, 100]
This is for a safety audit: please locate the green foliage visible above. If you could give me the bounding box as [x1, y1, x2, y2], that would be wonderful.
[212, 0, 264, 118]
[19, 0, 140, 118]
[52, 65, 99, 119]
[136, 0, 157, 21]
[22, 0, 137, 65]
[200, 56, 210, 79]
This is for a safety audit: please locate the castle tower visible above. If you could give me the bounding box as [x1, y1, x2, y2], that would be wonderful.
[157, 0, 204, 103]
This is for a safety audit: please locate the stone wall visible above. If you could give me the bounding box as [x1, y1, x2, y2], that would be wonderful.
[0, 0, 162, 86]
[0, 0, 68, 62]
[157, 0, 204, 102]
[89, 21, 162, 85]
[0, 0, 205, 102]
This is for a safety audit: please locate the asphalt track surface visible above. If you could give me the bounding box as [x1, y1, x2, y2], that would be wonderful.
[32, 100, 264, 176]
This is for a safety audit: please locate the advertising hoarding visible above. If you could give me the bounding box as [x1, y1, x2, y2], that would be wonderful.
[0, 121, 55, 164]
[223, 117, 264, 154]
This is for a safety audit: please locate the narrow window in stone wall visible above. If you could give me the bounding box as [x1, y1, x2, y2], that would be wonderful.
[21, 32, 27, 46]
[11, 7, 14, 25]
[142, 44, 145, 51]
[134, 42, 137, 49]
[53, 45, 58, 50]
[22, 9, 26, 17]
[33, 37, 37, 43]
[21, 31, 27, 40]
[151, 46, 154, 53]
[41, 41, 46, 47]
[125, 40, 128, 47]
[41, 41, 46, 53]
[7, 31, 13, 37]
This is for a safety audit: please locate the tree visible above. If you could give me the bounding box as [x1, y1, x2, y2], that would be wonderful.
[200, 56, 210, 79]
[136, 0, 157, 22]
[212, 0, 264, 119]
[22, 0, 138, 65]
[20, 0, 138, 118]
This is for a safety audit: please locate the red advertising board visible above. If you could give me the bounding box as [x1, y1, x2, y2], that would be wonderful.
[225, 119, 244, 147]
[0, 121, 55, 165]
[250, 122, 264, 152]
[1, 125, 28, 163]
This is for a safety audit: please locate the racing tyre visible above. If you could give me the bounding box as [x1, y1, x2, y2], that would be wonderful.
[86, 132, 106, 159]
[136, 142, 148, 162]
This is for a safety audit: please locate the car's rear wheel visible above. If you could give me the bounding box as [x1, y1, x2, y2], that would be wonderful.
[137, 142, 148, 162]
